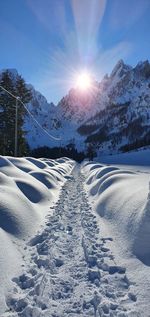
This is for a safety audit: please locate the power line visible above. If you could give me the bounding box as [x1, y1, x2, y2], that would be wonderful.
[0, 85, 61, 141]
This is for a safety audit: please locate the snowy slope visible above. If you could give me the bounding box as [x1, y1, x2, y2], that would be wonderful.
[98, 147, 150, 168]
[24, 84, 61, 149]
[0, 151, 150, 316]
[0, 156, 74, 313]
[1, 160, 139, 317]
[82, 150, 150, 316]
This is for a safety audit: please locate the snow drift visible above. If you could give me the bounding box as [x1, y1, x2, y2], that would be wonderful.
[82, 161, 150, 265]
[0, 156, 74, 313]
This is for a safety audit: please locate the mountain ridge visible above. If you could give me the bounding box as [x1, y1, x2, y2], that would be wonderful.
[0, 59, 150, 155]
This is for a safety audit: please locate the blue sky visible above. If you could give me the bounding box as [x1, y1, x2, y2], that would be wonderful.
[0, 0, 150, 103]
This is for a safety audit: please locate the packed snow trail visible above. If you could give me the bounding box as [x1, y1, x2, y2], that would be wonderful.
[5, 164, 138, 317]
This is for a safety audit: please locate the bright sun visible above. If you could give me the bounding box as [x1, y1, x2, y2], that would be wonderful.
[76, 72, 91, 91]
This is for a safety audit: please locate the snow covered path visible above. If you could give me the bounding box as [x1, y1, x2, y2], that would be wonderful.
[5, 165, 138, 317]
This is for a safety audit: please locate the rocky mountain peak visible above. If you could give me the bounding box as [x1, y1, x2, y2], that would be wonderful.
[134, 60, 150, 79]
[110, 59, 132, 79]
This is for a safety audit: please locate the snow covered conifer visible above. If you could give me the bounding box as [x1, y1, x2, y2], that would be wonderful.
[0, 71, 32, 156]
[0, 70, 16, 155]
[15, 75, 32, 156]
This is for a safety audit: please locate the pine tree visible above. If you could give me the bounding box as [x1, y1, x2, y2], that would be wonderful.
[86, 143, 96, 161]
[0, 71, 16, 155]
[0, 71, 32, 156]
[15, 75, 32, 156]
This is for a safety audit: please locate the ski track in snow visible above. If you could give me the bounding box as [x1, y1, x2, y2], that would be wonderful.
[4, 165, 139, 317]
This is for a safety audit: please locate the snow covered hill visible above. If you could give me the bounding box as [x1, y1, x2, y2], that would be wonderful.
[0, 60, 150, 154]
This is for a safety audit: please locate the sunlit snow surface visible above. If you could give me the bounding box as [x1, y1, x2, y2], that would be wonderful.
[82, 148, 150, 316]
[0, 156, 74, 313]
[0, 150, 150, 316]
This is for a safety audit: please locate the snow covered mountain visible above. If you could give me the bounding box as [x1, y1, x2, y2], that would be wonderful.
[25, 59, 150, 155]
[23, 84, 61, 149]
[1, 60, 150, 155]
[57, 59, 150, 154]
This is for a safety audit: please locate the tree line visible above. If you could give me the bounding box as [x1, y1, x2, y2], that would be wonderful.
[31, 142, 96, 162]
[0, 70, 32, 156]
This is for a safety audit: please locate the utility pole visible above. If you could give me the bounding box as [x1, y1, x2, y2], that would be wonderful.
[59, 139, 61, 157]
[15, 97, 19, 156]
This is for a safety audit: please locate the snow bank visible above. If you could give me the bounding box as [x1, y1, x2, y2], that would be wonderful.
[82, 161, 150, 263]
[82, 157, 150, 315]
[133, 184, 150, 265]
[0, 156, 74, 313]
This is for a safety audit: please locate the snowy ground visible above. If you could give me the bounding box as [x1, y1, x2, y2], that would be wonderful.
[0, 156, 74, 314]
[83, 149, 150, 317]
[0, 152, 149, 316]
[98, 147, 150, 171]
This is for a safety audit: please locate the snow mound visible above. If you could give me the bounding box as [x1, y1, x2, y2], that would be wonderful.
[41, 160, 56, 167]
[29, 171, 57, 190]
[56, 157, 69, 163]
[26, 157, 48, 169]
[8, 157, 44, 173]
[0, 156, 74, 238]
[0, 156, 12, 168]
[0, 155, 74, 312]
[15, 177, 51, 203]
[133, 184, 150, 265]
[0, 186, 37, 236]
[82, 161, 149, 264]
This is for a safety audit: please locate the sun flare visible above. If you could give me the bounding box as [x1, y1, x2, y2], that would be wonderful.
[76, 72, 92, 91]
